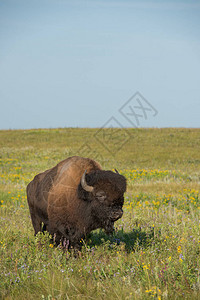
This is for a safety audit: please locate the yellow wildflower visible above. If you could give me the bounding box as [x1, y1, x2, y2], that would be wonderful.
[177, 246, 181, 253]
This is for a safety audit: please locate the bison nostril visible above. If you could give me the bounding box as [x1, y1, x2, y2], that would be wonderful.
[110, 209, 123, 221]
[118, 210, 123, 218]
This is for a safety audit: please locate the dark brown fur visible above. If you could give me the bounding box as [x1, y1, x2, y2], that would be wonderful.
[27, 156, 126, 249]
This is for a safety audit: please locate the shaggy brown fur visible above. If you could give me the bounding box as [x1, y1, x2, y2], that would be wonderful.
[27, 156, 126, 249]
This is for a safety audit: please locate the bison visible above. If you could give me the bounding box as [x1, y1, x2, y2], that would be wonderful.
[27, 156, 126, 249]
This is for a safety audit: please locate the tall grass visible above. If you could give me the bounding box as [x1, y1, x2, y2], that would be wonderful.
[0, 128, 200, 299]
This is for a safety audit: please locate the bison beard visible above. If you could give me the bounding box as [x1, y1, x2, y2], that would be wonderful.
[27, 156, 126, 250]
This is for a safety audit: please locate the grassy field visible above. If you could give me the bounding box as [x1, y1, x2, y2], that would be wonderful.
[0, 128, 200, 299]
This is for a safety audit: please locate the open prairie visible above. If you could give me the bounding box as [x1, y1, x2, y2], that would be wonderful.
[0, 128, 200, 299]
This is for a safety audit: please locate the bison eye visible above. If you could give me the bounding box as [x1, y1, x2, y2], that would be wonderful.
[95, 190, 106, 202]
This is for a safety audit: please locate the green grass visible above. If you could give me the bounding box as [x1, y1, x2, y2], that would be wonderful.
[0, 128, 200, 299]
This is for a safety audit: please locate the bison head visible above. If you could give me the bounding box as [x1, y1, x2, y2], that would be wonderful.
[77, 169, 126, 234]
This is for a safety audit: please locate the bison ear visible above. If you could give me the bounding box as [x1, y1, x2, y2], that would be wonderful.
[94, 190, 106, 202]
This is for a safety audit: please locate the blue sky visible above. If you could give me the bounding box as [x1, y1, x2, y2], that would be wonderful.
[0, 0, 200, 129]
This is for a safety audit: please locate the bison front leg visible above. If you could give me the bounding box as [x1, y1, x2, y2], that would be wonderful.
[104, 220, 115, 235]
[60, 227, 84, 251]
[69, 235, 84, 251]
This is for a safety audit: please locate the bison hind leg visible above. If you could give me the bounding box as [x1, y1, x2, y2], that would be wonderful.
[41, 223, 47, 233]
[29, 211, 42, 235]
[29, 208, 48, 236]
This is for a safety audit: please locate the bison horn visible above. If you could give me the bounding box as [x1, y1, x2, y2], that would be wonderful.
[81, 170, 94, 192]
[115, 169, 119, 174]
